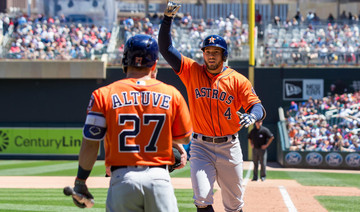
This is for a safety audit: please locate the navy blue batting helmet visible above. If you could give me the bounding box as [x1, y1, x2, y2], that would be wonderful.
[201, 35, 228, 61]
[122, 34, 159, 69]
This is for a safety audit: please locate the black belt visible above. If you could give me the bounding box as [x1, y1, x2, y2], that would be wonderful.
[193, 133, 236, 143]
[111, 165, 167, 172]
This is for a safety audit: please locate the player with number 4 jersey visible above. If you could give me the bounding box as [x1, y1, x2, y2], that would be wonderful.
[159, 1, 266, 211]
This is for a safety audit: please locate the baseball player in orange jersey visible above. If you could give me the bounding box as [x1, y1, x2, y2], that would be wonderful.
[159, 2, 266, 212]
[72, 34, 193, 212]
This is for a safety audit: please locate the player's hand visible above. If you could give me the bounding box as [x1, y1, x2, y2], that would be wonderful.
[73, 179, 94, 208]
[164, 0, 181, 18]
[261, 144, 267, 150]
[177, 149, 187, 169]
[237, 112, 257, 128]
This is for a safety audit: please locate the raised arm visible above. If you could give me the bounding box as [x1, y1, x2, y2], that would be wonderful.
[158, 1, 182, 73]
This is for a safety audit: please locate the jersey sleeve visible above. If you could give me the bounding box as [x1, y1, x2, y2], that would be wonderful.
[178, 56, 202, 87]
[171, 89, 193, 140]
[238, 77, 261, 113]
[83, 88, 107, 141]
[265, 128, 274, 138]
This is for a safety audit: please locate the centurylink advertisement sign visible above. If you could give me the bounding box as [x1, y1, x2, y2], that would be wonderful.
[0, 128, 83, 155]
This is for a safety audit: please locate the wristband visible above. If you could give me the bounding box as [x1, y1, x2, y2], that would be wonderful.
[76, 165, 91, 181]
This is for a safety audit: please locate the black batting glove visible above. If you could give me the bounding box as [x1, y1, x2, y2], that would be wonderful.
[73, 179, 94, 208]
[237, 112, 257, 128]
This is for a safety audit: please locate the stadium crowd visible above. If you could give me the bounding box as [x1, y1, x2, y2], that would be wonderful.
[3, 10, 360, 65]
[1, 13, 111, 60]
[263, 10, 360, 66]
[286, 92, 360, 152]
[119, 13, 248, 62]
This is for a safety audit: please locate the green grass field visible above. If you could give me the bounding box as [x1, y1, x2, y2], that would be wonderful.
[0, 160, 359, 212]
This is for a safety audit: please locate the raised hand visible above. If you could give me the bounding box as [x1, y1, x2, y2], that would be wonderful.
[164, 0, 181, 18]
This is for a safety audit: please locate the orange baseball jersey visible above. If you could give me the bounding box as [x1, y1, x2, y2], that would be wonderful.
[84, 78, 192, 167]
[178, 56, 261, 136]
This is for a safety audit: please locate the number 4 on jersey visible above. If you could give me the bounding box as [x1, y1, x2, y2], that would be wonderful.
[224, 107, 231, 119]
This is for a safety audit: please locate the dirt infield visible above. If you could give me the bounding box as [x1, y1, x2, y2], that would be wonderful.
[1, 162, 359, 212]
[212, 162, 360, 211]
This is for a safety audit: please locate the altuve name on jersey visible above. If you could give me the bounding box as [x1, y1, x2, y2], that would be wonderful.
[194, 88, 234, 104]
[111, 91, 172, 109]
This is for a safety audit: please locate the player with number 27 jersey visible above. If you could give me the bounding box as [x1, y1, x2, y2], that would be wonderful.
[84, 78, 193, 167]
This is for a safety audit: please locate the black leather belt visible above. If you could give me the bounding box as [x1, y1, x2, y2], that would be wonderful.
[111, 165, 167, 172]
[193, 133, 236, 143]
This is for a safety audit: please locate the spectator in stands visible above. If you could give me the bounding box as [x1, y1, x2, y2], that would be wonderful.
[225, 18, 232, 32]
[311, 13, 320, 24]
[217, 17, 226, 30]
[319, 44, 328, 64]
[9, 42, 21, 58]
[289, 101, 299, 115]
[2, 16, 9, 35]
[306, 11, 314, 22]
[340, 11, 347, 21]
[290, 38, 301, 64]
[327, 44, 338, 64]
[327, 13, 335, 24]
[274, 16, 281, 26]
[227, 11, 235, 21]
[348, 12, 354, 24]
[255, 9, 262, 25]
[345, 43, 355, 63]
[124, 16, 134, 28]
[206, 18, 214, 27]
[181, 12, 192, 26]
[294, 10, 303, 24]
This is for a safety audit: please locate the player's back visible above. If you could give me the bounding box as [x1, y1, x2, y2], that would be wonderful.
[91, 78, 190, 166]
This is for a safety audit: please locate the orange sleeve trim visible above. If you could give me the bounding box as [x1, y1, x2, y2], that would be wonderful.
[172, 129, 193, 140]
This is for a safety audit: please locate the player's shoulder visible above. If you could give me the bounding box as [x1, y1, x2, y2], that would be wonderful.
[182, 55, 203, 69]
[225, 67, 248, 80]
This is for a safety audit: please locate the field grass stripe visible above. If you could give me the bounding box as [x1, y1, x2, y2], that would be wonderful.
[0, 203, 104, 212]
[279, 186, 297, 212]
[0, 160, 40, 166]
[0, 161, 104, 176]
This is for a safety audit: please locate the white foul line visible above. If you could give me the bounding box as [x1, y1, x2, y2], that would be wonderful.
[243, 162, 253, 187]
[279, 186, 297, 212]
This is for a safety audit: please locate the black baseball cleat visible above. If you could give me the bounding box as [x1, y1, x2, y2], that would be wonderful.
[251, 178, 258, 181]
[261, 177, 266, 181]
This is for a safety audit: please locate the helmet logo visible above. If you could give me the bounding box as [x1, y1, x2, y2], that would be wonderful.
[208, 36, 216, 43]
[135, 57, 143, 66]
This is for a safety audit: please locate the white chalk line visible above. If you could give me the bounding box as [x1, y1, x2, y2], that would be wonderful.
[279, 185, 297, 212]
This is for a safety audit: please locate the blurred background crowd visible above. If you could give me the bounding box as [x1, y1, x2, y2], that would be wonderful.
[1, 0, 360, 154]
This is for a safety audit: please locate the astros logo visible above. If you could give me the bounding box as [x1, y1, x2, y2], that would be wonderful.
[135, 57, 143, 66]
[208, 36, 216, 43]
[0, 130, 9, 152]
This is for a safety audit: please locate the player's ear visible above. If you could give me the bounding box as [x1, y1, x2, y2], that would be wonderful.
[150, 61, 158, 78]
[150, 60, 158, 71]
